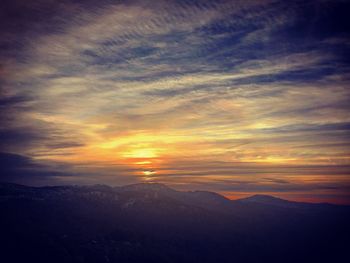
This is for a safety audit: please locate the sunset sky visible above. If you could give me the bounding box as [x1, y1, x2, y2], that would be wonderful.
[1, 0, 350, 203]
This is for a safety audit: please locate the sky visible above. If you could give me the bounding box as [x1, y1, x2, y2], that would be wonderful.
[1, 0, 350, 204]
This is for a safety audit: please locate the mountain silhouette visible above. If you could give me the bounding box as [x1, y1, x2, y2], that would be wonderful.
[119, 182, 175, 192]
[0, 182, 349, 263]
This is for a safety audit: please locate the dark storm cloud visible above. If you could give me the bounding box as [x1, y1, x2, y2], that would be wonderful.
[0, 151, 140, 186]
[0, 123, 86, 153]
[0, 128, 45, 149]
[0, 94, 33, 107]
[0, 152, 67, 184]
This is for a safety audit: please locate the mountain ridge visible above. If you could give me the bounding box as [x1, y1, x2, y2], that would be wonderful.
[1, 181, 349, 263]
[0, 181, 347, 207]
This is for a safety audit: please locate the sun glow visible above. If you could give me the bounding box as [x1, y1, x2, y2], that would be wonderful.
[135, 160, 152, 165]
[143, 170, 156, 176]
[122, 148, 158, 158]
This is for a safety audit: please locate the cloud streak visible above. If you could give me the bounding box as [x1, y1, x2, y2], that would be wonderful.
[1, 0, 350, 203]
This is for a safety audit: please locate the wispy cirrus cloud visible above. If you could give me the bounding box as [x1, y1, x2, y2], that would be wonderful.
[1, 0, 350, 203]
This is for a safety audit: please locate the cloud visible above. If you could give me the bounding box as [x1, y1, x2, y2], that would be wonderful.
[0, 0, 349, 202]
[0, 152, 67, 185]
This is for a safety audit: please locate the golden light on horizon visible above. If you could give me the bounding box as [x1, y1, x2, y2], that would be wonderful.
[135, 160, 153, 165]
[143, 170, 157, 176]
[122, 148, 158, 159]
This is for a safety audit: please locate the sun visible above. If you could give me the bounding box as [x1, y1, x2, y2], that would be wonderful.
[143, 170, 156, 176]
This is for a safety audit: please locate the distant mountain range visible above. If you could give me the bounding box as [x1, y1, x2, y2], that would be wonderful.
[1, 182, 349, 263]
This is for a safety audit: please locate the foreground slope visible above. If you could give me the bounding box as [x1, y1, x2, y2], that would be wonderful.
[0, 182, 349, 263]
